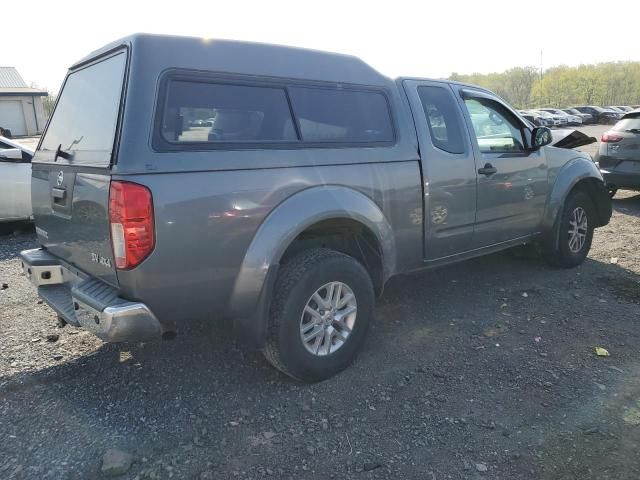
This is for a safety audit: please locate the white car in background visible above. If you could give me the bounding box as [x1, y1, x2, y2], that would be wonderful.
[532, 110, 562, 126]
[0, 136, 33, 222]
[540, 108, 582, 126]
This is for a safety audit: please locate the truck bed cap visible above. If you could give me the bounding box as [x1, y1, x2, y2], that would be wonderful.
[71, 33, 391, 87]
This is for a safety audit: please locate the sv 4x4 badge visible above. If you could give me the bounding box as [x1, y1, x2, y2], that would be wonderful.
[90, 252, 112, 268]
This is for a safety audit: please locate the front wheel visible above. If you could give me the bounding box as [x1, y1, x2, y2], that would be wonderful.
[544, 190, 595, 268]
[262, 248, 374, 382]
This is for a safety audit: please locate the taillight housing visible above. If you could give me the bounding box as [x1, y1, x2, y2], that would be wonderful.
[601, 132, 623, 143]
[109, 181, 155, 269]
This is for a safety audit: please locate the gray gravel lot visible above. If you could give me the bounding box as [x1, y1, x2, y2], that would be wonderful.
[2, 128, 640, 479]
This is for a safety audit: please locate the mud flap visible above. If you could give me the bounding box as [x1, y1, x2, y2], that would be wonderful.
[232, 264, 279, 349]
[592, 181, 613, 227]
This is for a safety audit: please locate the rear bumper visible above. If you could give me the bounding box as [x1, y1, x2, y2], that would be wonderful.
[20, 248, 163, 342]
[600, 169, 640, 190]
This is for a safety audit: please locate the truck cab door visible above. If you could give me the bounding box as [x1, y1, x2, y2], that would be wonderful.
[402, 80, 477, 260]
[454, 87, 548, 247]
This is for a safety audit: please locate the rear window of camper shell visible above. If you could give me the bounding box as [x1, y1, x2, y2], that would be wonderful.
[156, 73, 395, 150]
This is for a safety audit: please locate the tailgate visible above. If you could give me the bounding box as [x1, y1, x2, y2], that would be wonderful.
[32, 165, 116, 286]
[31, 50, 127, 287]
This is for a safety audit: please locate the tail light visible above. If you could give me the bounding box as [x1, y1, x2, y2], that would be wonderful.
[109, 181, 155, 269]
[601, 133, 623, 143]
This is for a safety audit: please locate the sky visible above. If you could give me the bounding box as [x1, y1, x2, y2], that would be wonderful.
[5, 0, 640, 93]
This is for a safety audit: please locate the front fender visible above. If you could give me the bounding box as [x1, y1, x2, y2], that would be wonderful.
[228, 185, 396, 344]
[542, 155, 610, 239]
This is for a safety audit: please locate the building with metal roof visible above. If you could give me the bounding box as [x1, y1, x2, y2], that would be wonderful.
[0, 67, 48, 136]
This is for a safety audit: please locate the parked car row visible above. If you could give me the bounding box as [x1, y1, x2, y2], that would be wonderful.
[573, 106, 624, 125]
[518, 105, 639, 127]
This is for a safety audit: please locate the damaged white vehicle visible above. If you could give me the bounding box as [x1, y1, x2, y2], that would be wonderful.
[0, 136, 34, 222]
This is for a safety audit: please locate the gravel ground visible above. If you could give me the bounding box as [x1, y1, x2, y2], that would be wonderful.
[2, 131, 640, 479]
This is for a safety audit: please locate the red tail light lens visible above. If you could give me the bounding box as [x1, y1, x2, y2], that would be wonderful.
[602, 133, 623, 143]
[109, 181, 155, 269]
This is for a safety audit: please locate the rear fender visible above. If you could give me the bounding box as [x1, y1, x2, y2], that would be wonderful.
[229, 185, 395, 346]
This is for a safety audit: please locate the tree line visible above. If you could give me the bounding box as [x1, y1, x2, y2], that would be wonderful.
[449, 62, 640, 109]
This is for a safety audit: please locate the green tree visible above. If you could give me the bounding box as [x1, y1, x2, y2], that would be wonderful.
[449, 62, 640, 109]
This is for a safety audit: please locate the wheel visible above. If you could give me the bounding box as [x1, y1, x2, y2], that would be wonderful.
[262, 248, 374, 382]
[608, 186, 618, 199]
[544, 190, 595, 268]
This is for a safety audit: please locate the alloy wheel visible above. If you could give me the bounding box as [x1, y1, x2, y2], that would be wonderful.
[568, 206, 588, 253]
[300, 282, 357, 356]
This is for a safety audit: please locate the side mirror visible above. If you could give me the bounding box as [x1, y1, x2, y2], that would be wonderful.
[0, 148, 23, 161]
[531, 127, 553, 150]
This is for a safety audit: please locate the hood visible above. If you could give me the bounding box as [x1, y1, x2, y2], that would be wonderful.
[0, 135, 35, 156]
[550, 128, 597, 149]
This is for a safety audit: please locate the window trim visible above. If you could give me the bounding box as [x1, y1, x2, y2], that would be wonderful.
[417, 85, 467, 155]
[460, 90, 530, 155]
[35, 46, 130, 167]
[152, 70, 397, 152]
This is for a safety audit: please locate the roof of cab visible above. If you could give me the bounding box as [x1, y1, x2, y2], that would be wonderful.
[71, 33, 391, 87]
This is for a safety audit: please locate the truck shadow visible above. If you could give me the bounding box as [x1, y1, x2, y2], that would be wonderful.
[7, 250, 637, 390]
[612, 191, 640, 218]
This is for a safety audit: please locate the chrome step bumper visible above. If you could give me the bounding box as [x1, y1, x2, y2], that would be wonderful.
[21, 248, 163, 342]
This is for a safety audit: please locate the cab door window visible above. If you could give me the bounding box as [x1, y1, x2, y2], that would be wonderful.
[417, 86, 465, 154]
[464, 98, 526, 154]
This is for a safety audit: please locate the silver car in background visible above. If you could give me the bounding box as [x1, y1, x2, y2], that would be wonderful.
[562, 108, 593, 124]
[532, 110, 564, 127]
[0, 136, 33, 222]
[611, 106, 634, 113]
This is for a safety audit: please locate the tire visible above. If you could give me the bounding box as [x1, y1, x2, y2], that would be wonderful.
[608, 186, 618, 199]
[262, 248, 374, 382]
[544, 190, 595, 268]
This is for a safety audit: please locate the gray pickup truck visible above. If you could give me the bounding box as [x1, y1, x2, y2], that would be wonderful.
[21, 34, 611, 381]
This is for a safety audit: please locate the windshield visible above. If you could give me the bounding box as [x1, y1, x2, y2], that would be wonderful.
[40, 52, 126, 164]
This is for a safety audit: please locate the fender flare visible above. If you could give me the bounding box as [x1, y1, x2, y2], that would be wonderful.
[228, 185, 396, 345]
[541, 157, 610, 247]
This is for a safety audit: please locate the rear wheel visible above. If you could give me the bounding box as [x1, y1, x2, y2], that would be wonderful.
[262, 248, 374, 382]
[544, 190, 595, 268]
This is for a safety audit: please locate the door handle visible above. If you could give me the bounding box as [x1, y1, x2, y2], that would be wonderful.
[478, 163, 497, 175]
[51, 187, 66, 200]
